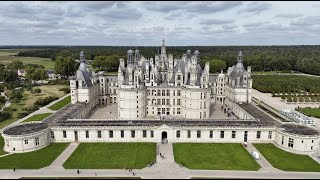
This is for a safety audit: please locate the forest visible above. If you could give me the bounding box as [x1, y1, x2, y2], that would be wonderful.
[12, 45, 320, 75]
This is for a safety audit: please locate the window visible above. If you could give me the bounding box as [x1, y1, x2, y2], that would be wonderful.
[166, 99, 170, 105]
[288, 138, 294, 148]
[24, 140, 28, 145]
[209, 131, 213, 138]
[162, 90, 165, 96]
[311, 146, 313, 150]
[177, 108, 181, 114]
[162, 108, 165, 114]
[200, 112, 202, 119]
[51, 131, 55, 139]
[6, 140, 9, 147]
[187, 130, 191, 138]
[167, 90, 170, 96]
[256, 131, 261, 139]
[302, 140, 304, 143]
[131, 130, 135, 138]
[35, 137, 39, 146]
[162, 99, 165, 105]
[176, 130, 180, 138]
[121, 130, 124, 138]
[143, 130, 147, 138]
[173, 99, 175, 105]
[109, 130, 113, 138]
[86, 131, 89, 138]
[173, 90, 175, 96]
[197, 130, 201, 138]
[220, 131, 224, 138]
[312, 140, 314, 143]
[204, 102, 206, 109]
[173, 108, 175, 114]
[157, 99, 161, 105]
[177, 90, 181, 96]
[97, 130, 102, 138]
[268, 131, 272, 139]
[63, 131, 67, 138]
[177, 99, 181, 105]
[232, 131, 236, 139]
[281, 136, 284, 145]
[157, 90, 161, 96]
[177, 75, 181, 80]
[151, 130, 154, 138]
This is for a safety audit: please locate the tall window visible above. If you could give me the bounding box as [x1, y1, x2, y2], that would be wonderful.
[187, 130, 191, 138]
[24, 139, 28, 145]
[176, 130, 180, 138]
[86, 131, 89, 138]
[177, 99, 181, 105]
[162, 108, 165, 114]
[209, 131, 213, 138]
[167, 90, 170, 96]
[197, 130, 201, 138]
[177, 75, 181, 80]
[162, 99, 165, 105]
[109, 130, 113, 138]
[121, 130, 124, 138]
[288, 138, 294, 148]
[63, 131, 67, 138]
[143, 130, 147, 138]
[157, 99, 161, 105]
[131, 130, 135, 138]
[281, 136, 284, 145]
[177, 108, 181, 114]
[173, 90, 175, 96]
[166, 99, 170, 105]
[51, 131, 55, 139]
[220, 131, 224, 138]
[232, 131, 236, 139]
[177, 90, 181, 96]
[157, 90, 161, 96]
[151, 130, 154, 138]
[268, 131, 272, 139]
[173, 99, 175, 105]
[97, 130, 102, 138]
[35, 137, 39, 146]
[162, 90, 165, 96]
[256, 131, 261, 139]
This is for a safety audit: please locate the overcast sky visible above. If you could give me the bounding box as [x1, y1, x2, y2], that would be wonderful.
[1, 1, 320, 46]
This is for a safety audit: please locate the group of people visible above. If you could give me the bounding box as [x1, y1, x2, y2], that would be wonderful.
[159, 153, 165, 159]
[125, 167, 136, 176]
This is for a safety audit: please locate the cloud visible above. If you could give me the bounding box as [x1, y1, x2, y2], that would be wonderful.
[274, 13, 303, 19]
[239, 2, 272, 15]
[199, 19, 234, 25]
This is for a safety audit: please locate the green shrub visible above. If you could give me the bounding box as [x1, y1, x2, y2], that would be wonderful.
[34, 96, 58, 106]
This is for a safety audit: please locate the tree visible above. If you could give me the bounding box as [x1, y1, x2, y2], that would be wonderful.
[209, 59, 227, 73]
[7, 60, 24, 70]
[55, 51, 79, 77]
[33, 88, 42, 95]
[25, 65, 48, 81]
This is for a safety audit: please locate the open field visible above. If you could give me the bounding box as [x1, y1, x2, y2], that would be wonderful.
[0, 143, 69, 169]
[23, 113, 52, 123]
[0, 50, 55, 70]
[48, 95, 71, 110]
[254, 143, 320, 172]
[63, 143, 156, 169]
[173, 143, 261, 170]
[0, 85, 68, 129]
[296, 107, 320, 118]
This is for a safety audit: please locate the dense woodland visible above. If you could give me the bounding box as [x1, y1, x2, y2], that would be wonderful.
[13, 45, 320, 75]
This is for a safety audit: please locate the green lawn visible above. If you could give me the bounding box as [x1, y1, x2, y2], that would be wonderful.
[0, 136, 6, 156]
[173, 143, 261, 170]
[63, 143, 156, 169]
[22, 113, 52, 123]
[0, 50, 55, 70]
[0, 143, 69, 169]
[48, 96, 71, 110]
[254, 143, 320, 172]
[296, 107, 320, 118]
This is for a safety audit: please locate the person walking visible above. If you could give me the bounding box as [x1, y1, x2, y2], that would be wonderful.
[77, 169, 80, 174]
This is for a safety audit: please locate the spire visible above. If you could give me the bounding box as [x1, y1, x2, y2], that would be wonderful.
[162, 38, 165, 46]
[161, 38, 166, 55]
[80, 50, 85, 62]
[237, 50, 243, 63]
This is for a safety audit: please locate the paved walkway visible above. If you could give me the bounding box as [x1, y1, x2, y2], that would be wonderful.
[0, 93, 70, 133]
[244, 143, 280, 172]
[45, 142, 79, 169]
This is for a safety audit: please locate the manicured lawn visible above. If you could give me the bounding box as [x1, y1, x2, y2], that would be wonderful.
[22, 113, 52, 123]
[296, 107, 320, 118]
[0, 143, 69, 169]
[63, 143, 156, 169]
[0, 136, 6, 156]
[173, 143, 261, 170]
[48, 96, 71, 110]
[254, 143, 320, 172]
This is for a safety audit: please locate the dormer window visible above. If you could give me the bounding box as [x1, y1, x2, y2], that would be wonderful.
[177, 75, 181, 80]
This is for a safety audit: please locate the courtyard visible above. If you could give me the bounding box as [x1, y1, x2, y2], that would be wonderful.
[63, 143, 156, 169]
[173, 143, 261, 170]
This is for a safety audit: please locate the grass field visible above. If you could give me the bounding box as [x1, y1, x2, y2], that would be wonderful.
[173, 143, 261, 170]
[0, 136, 6, 156]
[0, 50, 55, 70]
[63, 143, 156, 169]
[0, 143, 69, 169]
[22, 113, 52, 123]
[254, 143, 320, 172]
[0, 85, 68, 130]
[296, 107, 320, 118]
[48, 95, 71, 110]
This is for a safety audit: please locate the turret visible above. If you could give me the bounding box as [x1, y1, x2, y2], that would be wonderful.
[127, 49, 134, 65]
[161, 38, 166, 55]
[134, 49, 140, 65]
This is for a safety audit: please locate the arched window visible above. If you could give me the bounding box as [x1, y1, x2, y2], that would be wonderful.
[176, 130, 180, 138]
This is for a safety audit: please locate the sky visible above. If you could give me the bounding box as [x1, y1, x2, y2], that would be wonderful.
[0, 1, 320, 46]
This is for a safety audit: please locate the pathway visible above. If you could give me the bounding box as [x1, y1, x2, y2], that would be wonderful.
[244, 143, 280, 172]
[45, 142, 79, 169]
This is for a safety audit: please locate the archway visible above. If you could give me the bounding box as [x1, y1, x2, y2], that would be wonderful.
[161, 131, 167, 140]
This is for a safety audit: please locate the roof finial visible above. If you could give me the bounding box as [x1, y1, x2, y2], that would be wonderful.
[162, 38, 165, 46]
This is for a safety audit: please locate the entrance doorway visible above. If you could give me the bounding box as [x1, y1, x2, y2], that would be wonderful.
[161, 131, 167, 140]
[74, 131, 78, 142]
